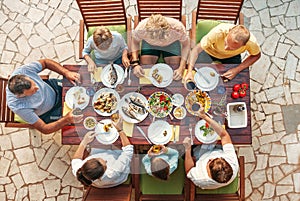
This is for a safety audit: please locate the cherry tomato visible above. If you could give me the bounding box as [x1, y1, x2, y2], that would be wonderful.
[231, 91, 240, 99]
[160, 95, 166, 102]
[239, 89, 247, 98]
[241, 82, 249, 90]
[205, 122, 209, 128]
[233, 84, 241, 92]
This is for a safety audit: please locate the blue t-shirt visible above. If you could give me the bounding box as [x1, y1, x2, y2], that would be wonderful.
[6, 62, 56, 124]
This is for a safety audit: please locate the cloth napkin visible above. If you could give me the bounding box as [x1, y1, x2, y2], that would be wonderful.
[139, 69, 151, 84]
[122, 121, 134, 137]
[93, 67, 102, 82]
[181, 69, 196, 83]
[170, 125, 180, 141]
[63, 102, 72, 116]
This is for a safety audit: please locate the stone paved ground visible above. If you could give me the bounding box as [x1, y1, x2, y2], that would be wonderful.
[0, 0, 300, 200]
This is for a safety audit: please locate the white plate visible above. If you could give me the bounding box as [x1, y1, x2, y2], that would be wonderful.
[195, 119, 218, 144]
[119, 92, 148, 123]
[65, 86, 90, 110]
[101, 64, 124, 88]
[95, 119, 119, 144]
[172, 93, 184, 106]
[92, 88, 120, 116]
[147, 120, 172, 145]
[194, 67, 219, 91]
[149, 63, 173, 88]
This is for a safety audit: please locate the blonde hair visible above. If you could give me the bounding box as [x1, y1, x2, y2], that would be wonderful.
[145, 14, 170, 40]
[229, 25, 250, 45]
[93, 26, 113, 49]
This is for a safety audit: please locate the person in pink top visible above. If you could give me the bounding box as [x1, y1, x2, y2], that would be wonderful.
[131, 14, 190, 80]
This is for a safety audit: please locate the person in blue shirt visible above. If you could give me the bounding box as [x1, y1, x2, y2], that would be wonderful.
[6, 59, 83, 134]
[82, 26, 130, 72]
[142, 145, 179, 180]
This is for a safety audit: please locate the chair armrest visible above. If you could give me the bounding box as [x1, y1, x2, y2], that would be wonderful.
[79, 20, 85, 59]
[190, 11, 197, 49]
[133, 155, 140, 201]
[239, 156, 245, 200]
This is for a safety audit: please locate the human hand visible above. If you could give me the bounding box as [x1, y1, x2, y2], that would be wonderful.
[173, 68, 184, 80]
[122, 56, 130, 68]
[65, 71, 80, 86]
[112, 114, 123, 131]
[184, 71, 194, 83]
[133, 65, 145, 77]
[198, 104, 206, 119]
[221, 67, 239, 80]
[66, 110, 83, 124]
[81, 131, 96, 146]
[183, 137, 191, 150]
[87, 62, 97, 73]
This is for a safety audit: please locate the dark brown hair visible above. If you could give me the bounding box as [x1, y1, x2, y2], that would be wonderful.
[76, 158, 105, 186]
[150, 157, 170, 180]
[8, 74, 31, 95]
[209, 157, 233, 183]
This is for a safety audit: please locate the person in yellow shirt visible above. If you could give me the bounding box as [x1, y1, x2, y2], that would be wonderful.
[185, 24, 261, 81]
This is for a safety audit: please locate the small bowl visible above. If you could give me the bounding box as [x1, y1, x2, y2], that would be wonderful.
[83, 116, 97, 130]
[172, 93, 184, 106]
[173, 106, 187, 120]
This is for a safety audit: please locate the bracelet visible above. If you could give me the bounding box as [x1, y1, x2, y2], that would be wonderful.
[131, 60, 140, 65]
[118, 129, 123, 132]
[132, 63, 139, 68]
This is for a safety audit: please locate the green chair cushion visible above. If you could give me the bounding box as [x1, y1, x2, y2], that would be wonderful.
[14, 114, 27, 123]
[196, 20, 222, 44]
[140, 157, 185, 195]
[196, 174, 239, 194]
[87, 25, 127, 40]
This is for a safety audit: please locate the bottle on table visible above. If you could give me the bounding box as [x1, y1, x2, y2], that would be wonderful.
[233, 105, 245, 112]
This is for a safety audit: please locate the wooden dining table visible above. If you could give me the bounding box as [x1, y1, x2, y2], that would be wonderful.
[61, 63, 251, 146]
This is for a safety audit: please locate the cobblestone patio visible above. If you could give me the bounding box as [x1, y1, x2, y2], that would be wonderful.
[0, 0, 300, 200]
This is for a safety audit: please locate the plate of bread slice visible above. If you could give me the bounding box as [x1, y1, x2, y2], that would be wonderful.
[149, 63, 173, 88]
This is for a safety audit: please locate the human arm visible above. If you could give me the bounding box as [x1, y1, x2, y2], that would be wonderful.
[39, 59, 80, 85]
[131, 37, 145, 77]
[73, 131, 96, 159]
[165, 147, 179, 173]
[32, 110, 83, 134]
[183, 137, 194, 173]
[122, 48, 130, 68]
[173, 37, 190, 80]
[112, 117, 131, 147]
[84, 55, 97, 73]
[184, 43, 204, 82]
[198, 105, 232, 145]
[222, 52, 261, 80]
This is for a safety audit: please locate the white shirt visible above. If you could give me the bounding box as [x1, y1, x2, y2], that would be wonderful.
[71, 145, 133, 188]
[187, 144, 239, 189]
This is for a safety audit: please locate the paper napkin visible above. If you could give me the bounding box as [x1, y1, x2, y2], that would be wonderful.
[123, 121, 134, 137]
[139, 69, 152, 84]
[170, 125, 180, 141]
[63, 102, 72, 116]
[93, 67, 102, 82]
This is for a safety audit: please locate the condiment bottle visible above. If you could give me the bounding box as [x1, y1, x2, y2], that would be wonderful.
[233, 105, 245, 112]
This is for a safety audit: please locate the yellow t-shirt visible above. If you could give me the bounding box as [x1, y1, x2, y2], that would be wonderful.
[200, 23, 260, 59]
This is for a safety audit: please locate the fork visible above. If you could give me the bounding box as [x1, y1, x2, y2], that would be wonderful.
[189, 123, 193, 145]
[128, 66, 132, 85]
[124, 67, 128, 79]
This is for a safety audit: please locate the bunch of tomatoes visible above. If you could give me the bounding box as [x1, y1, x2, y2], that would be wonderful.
[231, 82, 249, 99]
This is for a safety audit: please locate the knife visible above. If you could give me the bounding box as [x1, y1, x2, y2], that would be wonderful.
[136, 126, 152, 144]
